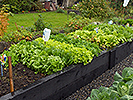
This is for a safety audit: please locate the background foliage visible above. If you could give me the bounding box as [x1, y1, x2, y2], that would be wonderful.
[72, 0, 115, 20]
[1, 0, 42, 13]
[108, 0, 133, 17]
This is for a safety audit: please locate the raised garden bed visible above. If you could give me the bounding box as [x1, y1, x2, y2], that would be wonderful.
[0, 40, 133, 100]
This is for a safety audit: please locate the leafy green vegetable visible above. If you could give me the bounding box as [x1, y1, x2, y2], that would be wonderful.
[87, 87, 120, 100]
[83, 23, 133, 47]
[3, 37, 95, 75]
[88, 67, 133, 100]
[50, 33, 102, 57]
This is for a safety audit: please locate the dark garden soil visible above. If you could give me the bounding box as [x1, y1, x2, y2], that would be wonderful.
[0, 63, 45, 97]
[0, 34, 44, 97]
[65, 53, 133, 100]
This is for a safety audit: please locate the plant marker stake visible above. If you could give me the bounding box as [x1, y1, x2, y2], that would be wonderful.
[1, 63, 3, 76]
[8, 56, 14, 96]
[15, 22, 20, 32]
[0, 54, 6, 77]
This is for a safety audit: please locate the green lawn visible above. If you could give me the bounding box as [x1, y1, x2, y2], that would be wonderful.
[7, 11, 69, 32]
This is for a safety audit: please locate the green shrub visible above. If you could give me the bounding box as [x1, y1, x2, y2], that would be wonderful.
[2, 0, 42, 13]
[56, 8, 65, 13]
[108, 0, 133, 17]
[72, 0, 115, 20]
[69, 12, 77, 18]
[0, 4, 11, 37]
[34, 14, 52, 31]
[64, 16, 92, 32]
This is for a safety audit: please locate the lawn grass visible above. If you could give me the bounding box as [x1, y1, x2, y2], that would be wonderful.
[7, 11, 69, 32]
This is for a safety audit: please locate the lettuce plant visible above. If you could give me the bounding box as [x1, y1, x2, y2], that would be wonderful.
[3, 38, 94, 75]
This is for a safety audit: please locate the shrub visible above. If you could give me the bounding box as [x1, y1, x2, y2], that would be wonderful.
[69, 12, 77, 18]
[34, 14, 52, 32]
[0, 5, 10, 37]
[56, 8, 65, 13]
[108, 0, 133, 17]
[72, 0, 115, 20]
[2, 0, 42, 13]
[64, 15, 92, 32]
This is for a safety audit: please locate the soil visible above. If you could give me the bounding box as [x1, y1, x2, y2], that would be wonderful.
[0, 63, 45, 97]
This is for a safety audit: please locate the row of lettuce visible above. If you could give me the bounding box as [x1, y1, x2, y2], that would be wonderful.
[3, 23, 133, 75]
[87, 67, 133, 100]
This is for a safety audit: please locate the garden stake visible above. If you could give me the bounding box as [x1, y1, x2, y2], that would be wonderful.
[8, 56, 14, 96]
[0, 54, 6, 76]
[15, 22, 20, 32]
[0, 62, 3, 76]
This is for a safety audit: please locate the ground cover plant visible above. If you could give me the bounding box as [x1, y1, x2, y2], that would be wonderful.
[0, 26, 41, 43]
[87, 67, 133, 100]
[50, 33, 101, 57]
[109, 17, 133, 26]
[118, 19, 133, 26]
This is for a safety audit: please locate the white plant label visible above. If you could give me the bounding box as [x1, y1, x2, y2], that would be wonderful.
[123, 0, 130, 7]
[43, 28, 51, 42]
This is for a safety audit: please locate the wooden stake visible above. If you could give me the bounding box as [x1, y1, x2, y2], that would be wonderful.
[8, 56, 14, 96]
[15, 22, 20, 32]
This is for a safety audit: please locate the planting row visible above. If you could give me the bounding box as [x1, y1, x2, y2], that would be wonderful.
[3, 38, 95, 75]
[53, 23, 133, 50]
[2, 23, 133, 76]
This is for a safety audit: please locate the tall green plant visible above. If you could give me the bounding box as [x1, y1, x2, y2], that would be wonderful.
[34, 14, 52, 31]
[2, 0, 41, 13]
[107, 0, 133, 17]
[72, 0, 115, 20]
